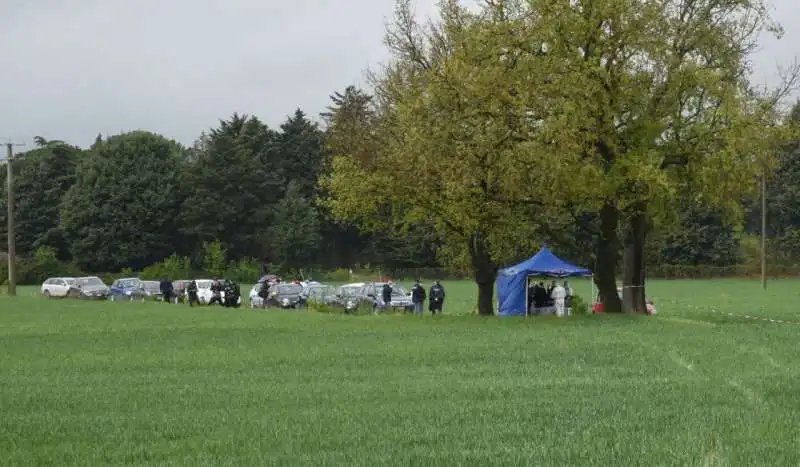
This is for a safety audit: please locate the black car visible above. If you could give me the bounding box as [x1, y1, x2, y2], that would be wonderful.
[264, 283, 307, 309]
[68, 276, 110, 300]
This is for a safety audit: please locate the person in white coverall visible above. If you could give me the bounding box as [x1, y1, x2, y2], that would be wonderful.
[551, 282, 567, 317]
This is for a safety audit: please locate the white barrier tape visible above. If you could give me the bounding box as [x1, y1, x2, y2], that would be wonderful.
[687, 304, 800, 325]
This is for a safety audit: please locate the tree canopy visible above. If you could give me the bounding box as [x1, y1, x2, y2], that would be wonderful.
[321, 0, 798, 314]
[60, 131, 186, 271]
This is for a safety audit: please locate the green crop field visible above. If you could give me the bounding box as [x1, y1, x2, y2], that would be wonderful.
[2, 279, 799, 465]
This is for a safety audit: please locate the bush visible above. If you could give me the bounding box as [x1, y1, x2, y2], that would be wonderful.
[320, 268, 353, 282]
[570, 295, 589, 314]
[203, 240, 226, 278]
[15, 247, 83, 285]
[141, 255, 193, 280]
[226, 258, 260, 283]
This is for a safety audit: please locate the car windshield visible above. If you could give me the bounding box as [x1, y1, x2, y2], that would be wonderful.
[338, 286, 360, 297]
[143, 281, 160, 291]
[64, 278, 75, 285]
[305, 285, 333, 298]
[196, 280, 212, 289]
[77, 277, 103, 287]
[372, 284, 408, 297]
[119, 278, 140, 288]
[275, 284, 303, 295]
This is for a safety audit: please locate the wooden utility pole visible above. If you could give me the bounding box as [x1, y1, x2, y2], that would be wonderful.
[761, 168, 767, 291]
[6, 143, 16, 296]
[4, 141, 25, 296]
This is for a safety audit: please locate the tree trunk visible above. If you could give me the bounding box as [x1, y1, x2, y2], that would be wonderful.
[476, 280, 495, 317]
[469, 231, 498, 316]
[622, 203, 648, 313]
[595, 202, 622, 313]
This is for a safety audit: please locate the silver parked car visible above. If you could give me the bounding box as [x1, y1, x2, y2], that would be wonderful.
[68, 276, 110, 300]
[142, 281, 163, 300]
[359, 282, 413, 312]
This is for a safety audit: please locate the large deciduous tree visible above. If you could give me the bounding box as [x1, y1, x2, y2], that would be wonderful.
[60, 131, 187, 271]
[477, 0, 796, 312]
[758, 102, 800, 262]
[320, 85, 443, 270]
[323, 1, 583, 315]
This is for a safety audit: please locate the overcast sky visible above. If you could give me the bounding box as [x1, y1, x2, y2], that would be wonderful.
[0, 0, 796, 149]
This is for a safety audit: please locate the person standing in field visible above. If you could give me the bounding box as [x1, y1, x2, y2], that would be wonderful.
[208, 278, 223, 306]
[187, 280, 199, 307]
[551, 281, 567, 317]
[411, 280, 426, 314]
[380, 282, 393, 314]
[159, 277, 173, 304]
[429, 280, 445, 314]
[258, 281, 271, 309]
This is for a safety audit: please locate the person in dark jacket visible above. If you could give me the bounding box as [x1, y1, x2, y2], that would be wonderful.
[187, 280, 199, 307]
[233, 281, 241, 307]
[258, 281, 270, 308]
[159, 278, 173, 304]
[429, 280, 445, 314]
[222, 280, 232, 307]
[380, 282, 393, 313]
[533, 281, 548, 313]
[208, 278, 223, 306]
[222, 280, 239, 307]
[411, 280, 426, 314]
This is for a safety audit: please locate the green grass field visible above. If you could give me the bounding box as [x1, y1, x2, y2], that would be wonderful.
[2, 279, 799, 465]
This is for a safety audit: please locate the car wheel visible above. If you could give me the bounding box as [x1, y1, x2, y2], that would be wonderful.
[42, 289, 51, 298]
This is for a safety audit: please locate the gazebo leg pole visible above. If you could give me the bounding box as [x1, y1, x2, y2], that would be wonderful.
[524, 275, 529, 317]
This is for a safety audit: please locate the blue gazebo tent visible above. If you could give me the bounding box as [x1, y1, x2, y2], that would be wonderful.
[496, 246, 592, 316]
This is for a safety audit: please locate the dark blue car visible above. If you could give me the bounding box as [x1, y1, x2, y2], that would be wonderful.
[109, 277, 146, 301]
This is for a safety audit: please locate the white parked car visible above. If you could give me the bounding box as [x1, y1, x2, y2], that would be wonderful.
[195, 279, 241, 306]
[41, 277, 76, 298]
[195, 279, 218, 304]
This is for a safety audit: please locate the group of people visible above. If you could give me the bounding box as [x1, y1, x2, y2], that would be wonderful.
[528, 280, 573, 317]
[407, 280, 446, 314]
[156, 278, 241, 308]
[205, 278, 241, 307]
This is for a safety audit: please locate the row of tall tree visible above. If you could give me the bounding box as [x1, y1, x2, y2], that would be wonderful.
[0, 110, 440, 277]
[1, 0, 799, 316]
